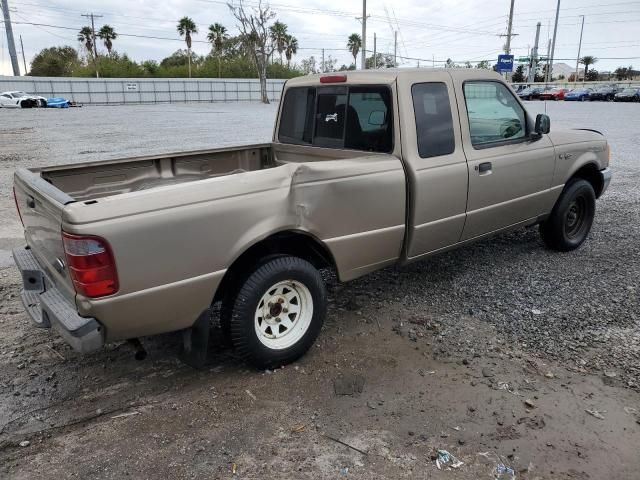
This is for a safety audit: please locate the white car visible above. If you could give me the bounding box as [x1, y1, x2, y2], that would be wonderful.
[0, 91, 47, 108]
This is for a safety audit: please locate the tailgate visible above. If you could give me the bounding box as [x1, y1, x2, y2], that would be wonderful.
[14, 168, 77, 303]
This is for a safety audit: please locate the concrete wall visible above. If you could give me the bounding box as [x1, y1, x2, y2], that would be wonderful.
[0, 77, 287, 105]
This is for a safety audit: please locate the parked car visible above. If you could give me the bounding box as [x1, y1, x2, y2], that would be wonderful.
[517, 86, 544, 100]
[539, 88, 568, 101]
[46, 97, 72, 108]
[614, 87, 640, 102]
[12, 69, 612, 369]
[0, 91, 47, 108]
[589, 86, 618, 101]
[565, 88, 593, 101]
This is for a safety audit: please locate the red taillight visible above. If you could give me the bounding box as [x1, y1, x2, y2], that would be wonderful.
[13, 187, 24, 226]
[62, 232, 118, 298]
[320, 74, 347, 83]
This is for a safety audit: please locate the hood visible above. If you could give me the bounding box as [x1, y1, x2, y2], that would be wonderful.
[547, 128, 605, 147]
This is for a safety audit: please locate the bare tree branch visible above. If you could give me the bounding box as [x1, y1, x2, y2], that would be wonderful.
[228, 0, 277, 103]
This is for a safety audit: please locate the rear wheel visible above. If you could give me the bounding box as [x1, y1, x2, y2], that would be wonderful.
[227, 256, 326, 369]
[540, 178, 596, 252]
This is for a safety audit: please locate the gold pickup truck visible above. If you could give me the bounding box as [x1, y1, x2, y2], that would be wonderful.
[13, 69, 612, 368]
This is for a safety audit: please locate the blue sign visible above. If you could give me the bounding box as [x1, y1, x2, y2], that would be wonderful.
[496, 54, 515, 72]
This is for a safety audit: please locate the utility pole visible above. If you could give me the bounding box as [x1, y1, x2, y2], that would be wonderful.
[321, 48, 325, 73]
[547, 0, 560, 83]
[505, 0, 516, 55]
[528, 22, 541, 83]
[361, 0, 367, 69]
[545, 38, 551, 83]
[19, 34, 26, 75]
[503, 0, 516, 80]
[81, 12, 103, 78]
[393, 30, 398, 67]
[373, 32, 376, 69]
[1, 0, 20, 76]
[575, 15, 585, 83]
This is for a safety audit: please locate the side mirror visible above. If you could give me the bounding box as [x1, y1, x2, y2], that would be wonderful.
[534, 113, 550, 135]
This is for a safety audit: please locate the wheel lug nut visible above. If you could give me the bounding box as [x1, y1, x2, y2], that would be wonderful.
[283, 308, 288, 313]
[276, 318, 281, 323]
[268, 302, 273, 307]
[266, 314, 272, 319]
[277, 298, 284, 304]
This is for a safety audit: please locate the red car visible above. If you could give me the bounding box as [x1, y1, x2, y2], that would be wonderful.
[539, 88, 568, 101]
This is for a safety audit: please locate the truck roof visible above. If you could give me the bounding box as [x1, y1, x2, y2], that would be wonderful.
[285, 68, 503, 87]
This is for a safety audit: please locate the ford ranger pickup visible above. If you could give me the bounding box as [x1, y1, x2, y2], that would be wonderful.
[12, 69, 612, 368]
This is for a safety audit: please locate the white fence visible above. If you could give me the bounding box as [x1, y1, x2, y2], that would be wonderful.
[0, 77, 287, 105]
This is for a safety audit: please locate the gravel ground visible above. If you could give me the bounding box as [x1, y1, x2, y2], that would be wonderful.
[1, 100, 639, 479]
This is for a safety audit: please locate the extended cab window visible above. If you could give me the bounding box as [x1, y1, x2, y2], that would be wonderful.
[463, 81, 526, 147]
[411, 83, 455, 158]
[278, 85, 393, 153]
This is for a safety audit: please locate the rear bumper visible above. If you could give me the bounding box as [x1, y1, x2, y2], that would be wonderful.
[12, 246, 104, 353]
[600, 167, 613, 197]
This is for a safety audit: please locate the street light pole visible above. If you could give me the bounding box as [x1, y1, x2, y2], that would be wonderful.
[528, 22, 541, 83]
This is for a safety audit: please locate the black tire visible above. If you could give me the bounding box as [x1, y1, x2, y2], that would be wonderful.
[228, 256, 326, 369]
[539, 178, 596, 252]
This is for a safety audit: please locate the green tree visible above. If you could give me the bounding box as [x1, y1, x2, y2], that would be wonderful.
[29, 46, 80, 76]
[512, 64, 525, 82]
[445, 58, 457, 68]
[347, 33, 362, 67]
[177, 16, 198, 78]
[579, 55, 597, 80]
[207, 23, 228, 77]
[284, 34, 298, 68]
[77, 26, 94, 57]
[98, 25, 117, 56]
[475, 60, 491, 69]
[585, 68, 599, 81]
[366, 53, 394, 69]
[269, 21, 288, 64]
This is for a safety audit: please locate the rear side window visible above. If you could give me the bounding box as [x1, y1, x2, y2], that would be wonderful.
[411, 83, 455, 158]
[279, 87, 315, 145]
[278, 85, 393, 153]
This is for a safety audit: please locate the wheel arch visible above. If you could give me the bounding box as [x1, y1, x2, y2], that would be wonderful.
[570, 162, 605, 198]
[212, 230, 336, 304]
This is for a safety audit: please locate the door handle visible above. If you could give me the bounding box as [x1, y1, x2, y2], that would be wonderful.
[26, 196, 36, 208]
[476, 162, 492, 174]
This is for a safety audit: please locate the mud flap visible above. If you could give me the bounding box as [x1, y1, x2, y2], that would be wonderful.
[179, 309, 211, 369]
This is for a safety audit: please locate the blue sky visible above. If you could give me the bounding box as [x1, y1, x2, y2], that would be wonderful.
[1, 0, 639, 75]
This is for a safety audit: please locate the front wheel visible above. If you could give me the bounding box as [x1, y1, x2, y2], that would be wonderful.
[228, 256, 327, 369]
[539, 178, 596, 252]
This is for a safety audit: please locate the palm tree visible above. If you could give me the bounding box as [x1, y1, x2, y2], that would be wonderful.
[98, 25, 117, 56]
[284, 35, 298, 69]
[177, 16, 198, 78]
[579, 55, 597, 82]
[269, 21, 288, 64]
[207, 23, 228, 77]
[347, 33, 361, 67]
[77, 26, 94, 57]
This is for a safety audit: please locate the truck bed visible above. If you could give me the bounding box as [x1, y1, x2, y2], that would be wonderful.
[37, 144, 274, 201]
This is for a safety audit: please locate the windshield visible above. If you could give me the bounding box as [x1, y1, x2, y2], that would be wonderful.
[621, 88, 636, 94]
[11, 91, 28, 98]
